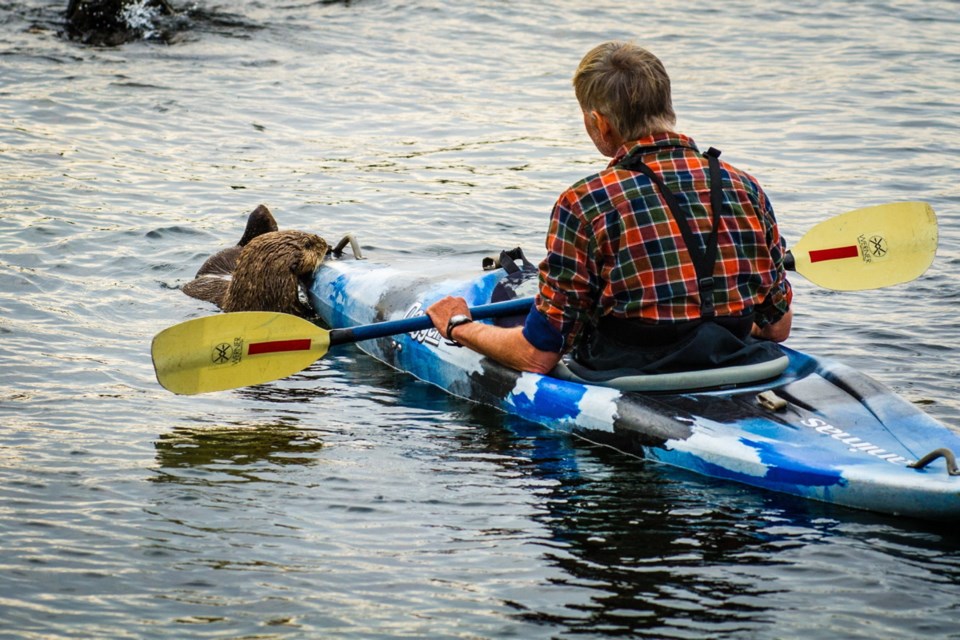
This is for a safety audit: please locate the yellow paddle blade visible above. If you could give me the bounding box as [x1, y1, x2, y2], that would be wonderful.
[152, 312, 330, 395]
[791, 201, 937, 290]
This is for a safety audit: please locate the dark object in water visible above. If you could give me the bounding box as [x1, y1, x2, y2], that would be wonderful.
[65, 0, 176, 46]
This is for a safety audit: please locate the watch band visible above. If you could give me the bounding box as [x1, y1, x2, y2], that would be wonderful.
[446, 314, 473, 346]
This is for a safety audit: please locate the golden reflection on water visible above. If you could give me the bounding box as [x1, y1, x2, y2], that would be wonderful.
[152, 424, 326, 484]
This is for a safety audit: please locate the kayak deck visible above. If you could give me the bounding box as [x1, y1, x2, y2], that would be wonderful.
[308, 256, 960, 520]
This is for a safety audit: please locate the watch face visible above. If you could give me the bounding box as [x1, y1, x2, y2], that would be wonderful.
[447, 314, 473, 339]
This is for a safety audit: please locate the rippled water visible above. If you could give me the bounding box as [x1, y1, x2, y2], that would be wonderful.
[2, 1, 959, 638]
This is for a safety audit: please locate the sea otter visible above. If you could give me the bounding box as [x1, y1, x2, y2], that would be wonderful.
[182, 207, 328, 318]
[65, 0, 176, 46]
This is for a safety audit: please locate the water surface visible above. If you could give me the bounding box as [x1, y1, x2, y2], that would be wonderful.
[1, 1, 959, 638]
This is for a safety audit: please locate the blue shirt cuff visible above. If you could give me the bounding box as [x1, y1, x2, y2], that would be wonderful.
[522, 306, 564, 353]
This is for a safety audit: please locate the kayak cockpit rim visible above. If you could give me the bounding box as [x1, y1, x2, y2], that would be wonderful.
[551, 354, 791, 393]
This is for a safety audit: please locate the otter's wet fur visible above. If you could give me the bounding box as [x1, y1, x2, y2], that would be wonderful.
[181, 204, 279, 307]
[221, 230, 327, 318]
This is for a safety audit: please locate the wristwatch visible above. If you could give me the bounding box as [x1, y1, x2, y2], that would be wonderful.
[446, 314, 473, 345]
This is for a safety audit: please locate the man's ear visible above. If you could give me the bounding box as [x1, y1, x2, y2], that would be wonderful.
[592, 111, 622, 145]
[589, 111, 608, 136]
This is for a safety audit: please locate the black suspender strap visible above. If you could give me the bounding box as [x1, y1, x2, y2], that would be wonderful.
[618, 146, 726, 318]
[700, 147, 724, 317]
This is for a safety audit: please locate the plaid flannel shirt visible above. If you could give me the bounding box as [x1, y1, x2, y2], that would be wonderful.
[535, 132, 792, 351]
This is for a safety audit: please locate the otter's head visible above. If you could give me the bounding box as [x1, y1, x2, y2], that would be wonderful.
[222, 230, 328, 317]
[286, 230, 328, 276]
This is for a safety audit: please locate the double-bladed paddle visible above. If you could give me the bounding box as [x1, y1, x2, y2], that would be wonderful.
[153, 201, 937, 395]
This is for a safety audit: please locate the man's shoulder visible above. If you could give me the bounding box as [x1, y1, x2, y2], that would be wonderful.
[717, 158, 767, 198]
[565, 157, 648, 197]
[556, 167, 625, 217]
[565, 170, 606, 193]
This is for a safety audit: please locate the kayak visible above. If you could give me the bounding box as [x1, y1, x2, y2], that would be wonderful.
[306, 250, 960, 521]
[151, 202, 950, 519]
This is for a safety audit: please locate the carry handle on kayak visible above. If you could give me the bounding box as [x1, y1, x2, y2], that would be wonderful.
[152, 201, 937, 395]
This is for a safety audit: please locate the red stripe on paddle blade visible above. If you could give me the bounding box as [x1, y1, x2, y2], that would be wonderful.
[808, 245, 859, 263]
[248, 339, 312, 355]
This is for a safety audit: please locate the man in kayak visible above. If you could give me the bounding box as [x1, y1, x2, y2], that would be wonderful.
[427, 41, 793, 376]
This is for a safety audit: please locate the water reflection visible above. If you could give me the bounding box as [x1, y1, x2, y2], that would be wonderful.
[451, 408, 960, 637]
[153, 423, 325, 484]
